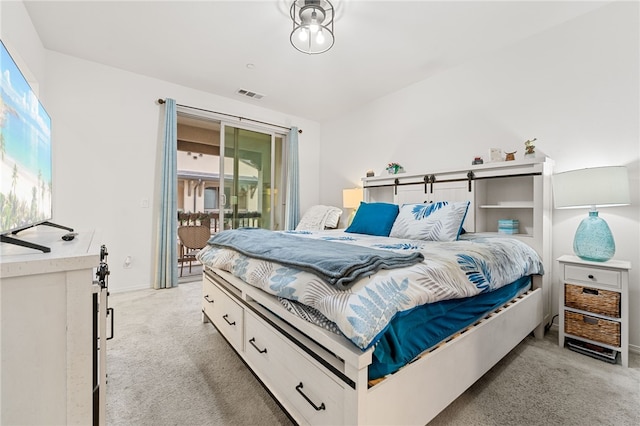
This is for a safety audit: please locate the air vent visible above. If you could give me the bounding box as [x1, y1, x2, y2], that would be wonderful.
[237, 88, 264, 100]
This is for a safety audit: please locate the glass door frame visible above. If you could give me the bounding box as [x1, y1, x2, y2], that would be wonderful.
[219, 122, 278, 230]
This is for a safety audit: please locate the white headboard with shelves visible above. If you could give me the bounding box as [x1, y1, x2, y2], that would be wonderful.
[362, 157, 554, 323]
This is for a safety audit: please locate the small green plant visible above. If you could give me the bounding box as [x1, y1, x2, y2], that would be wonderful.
[386, 162, 403, 174]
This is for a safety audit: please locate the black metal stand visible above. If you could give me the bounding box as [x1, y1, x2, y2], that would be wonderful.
[12, 221, 74, 234]
[1, 221, 74, 253]
[1, 234, 51, 253]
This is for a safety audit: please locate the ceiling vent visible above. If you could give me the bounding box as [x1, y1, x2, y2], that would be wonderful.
[237, 88, 264, 100]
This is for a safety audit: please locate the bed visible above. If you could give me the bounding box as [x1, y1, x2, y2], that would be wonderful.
[198, 158, 553, 425]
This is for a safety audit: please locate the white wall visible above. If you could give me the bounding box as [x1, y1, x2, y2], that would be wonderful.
[1, 1, 321, 293]
[44, 53, 321, 292]
[0, 1, 46, 94]
[320, 2, 640, 350]
[3, 0, 639, 348]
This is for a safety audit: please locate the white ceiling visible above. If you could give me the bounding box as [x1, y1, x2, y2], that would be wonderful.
[24, 0, 609, 123]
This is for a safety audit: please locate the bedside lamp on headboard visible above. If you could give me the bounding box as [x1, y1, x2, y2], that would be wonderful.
[553, 166, 630, 262]
[343, 188, 364, 226]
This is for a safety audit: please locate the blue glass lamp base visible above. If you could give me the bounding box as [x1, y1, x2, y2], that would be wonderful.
[573, 211, 615, 262]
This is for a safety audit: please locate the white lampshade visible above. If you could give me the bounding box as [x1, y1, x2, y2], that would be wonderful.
[553, 166, 630, 262]
[342, 188, 364, 209]
[553, 166, 630, 209]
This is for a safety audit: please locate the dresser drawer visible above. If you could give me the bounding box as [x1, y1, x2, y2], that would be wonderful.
[564, 311, 620, 347]
[244, 313, 345, 425]
[565, 265, 621, 289]
[564, 284, 620, 318]
[205, 280, 244, 351]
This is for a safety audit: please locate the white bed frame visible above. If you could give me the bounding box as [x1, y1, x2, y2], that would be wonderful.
[202, 158, 553, 425]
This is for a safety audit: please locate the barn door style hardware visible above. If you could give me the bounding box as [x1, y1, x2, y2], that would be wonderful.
[467, 171, 475, 192]
[428, 174, 436, 193]
[423, 174, 438, 194]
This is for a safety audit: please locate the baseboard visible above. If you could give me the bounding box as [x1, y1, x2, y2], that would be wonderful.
[109, 284, 153, 293]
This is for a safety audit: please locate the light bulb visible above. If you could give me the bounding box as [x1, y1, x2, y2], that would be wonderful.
[316, 30, 325, 44]
[309, 9, 319, 33]
[298, 27, 308, 41]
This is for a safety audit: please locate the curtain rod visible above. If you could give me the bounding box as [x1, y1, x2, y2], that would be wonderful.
[157, 98, 302, 134]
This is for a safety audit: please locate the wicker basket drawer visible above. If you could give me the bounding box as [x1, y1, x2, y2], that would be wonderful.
[564, 311, 620, 347]
[564, 284, 620, 318]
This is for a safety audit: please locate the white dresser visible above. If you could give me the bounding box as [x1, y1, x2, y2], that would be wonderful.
[0, 227, 105, 425]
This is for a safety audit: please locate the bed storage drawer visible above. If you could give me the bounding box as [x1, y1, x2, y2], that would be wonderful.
[244, 312, 345, 426]
[202, 278, 218, 320]
[564, 265, 621, 289]
[204, 278, 244, 351]
[564, 311, 620, 346]
[244, 312, 282, 382]
[564, 284, 620, 318]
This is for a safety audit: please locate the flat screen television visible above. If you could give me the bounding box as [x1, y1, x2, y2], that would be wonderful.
[1, 39, 57, 251]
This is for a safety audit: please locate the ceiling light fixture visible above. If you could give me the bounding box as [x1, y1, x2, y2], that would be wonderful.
[290, 0, 335, 55]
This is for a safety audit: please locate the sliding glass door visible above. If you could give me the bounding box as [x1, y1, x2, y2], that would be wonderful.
[176, 111, 285, 233]
[220, 125, 283, 230]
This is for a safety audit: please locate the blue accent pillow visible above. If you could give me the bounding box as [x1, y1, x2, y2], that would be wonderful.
[345, 202, 399, 236]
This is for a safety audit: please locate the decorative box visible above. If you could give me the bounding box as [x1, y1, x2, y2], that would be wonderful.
[498, 219, 519, 234]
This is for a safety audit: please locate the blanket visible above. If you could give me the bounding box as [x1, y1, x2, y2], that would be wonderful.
[206, 228, 424, 290]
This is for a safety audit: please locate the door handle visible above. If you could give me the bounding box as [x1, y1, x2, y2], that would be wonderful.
[107, 307, 114, 340]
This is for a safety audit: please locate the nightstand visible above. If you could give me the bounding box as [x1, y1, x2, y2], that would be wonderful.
[558, 255, 630, 367]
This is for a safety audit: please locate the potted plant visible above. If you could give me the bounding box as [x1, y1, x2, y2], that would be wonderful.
[386, 162, 404, 174]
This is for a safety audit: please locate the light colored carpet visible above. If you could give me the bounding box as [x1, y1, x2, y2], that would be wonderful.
[107, 280, 640, 425]
[106, 280, 292, 426]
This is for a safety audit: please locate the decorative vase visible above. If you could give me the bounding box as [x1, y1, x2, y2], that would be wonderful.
[573, 211, 615, 262]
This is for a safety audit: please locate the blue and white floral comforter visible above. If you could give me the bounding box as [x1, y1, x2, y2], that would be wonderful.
[196, 230, 543, 350]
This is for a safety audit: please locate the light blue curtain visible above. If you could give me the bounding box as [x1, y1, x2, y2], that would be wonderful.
[155, 98, 178, 289]
[284, 127, 300, 230]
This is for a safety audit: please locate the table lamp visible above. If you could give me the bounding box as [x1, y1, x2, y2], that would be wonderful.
[342, 188, 364, 225]
[553, 166, 630, 262]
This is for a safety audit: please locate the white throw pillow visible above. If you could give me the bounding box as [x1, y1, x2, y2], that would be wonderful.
[296, 205, 343, 231]
[324, 207, 343, 228]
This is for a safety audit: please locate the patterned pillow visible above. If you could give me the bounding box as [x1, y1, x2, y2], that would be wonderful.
[389, 201, 470, 241]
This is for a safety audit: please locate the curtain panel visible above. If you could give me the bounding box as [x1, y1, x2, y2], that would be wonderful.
[284, 127, 300, 230]
[155, 98, 178, 289]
